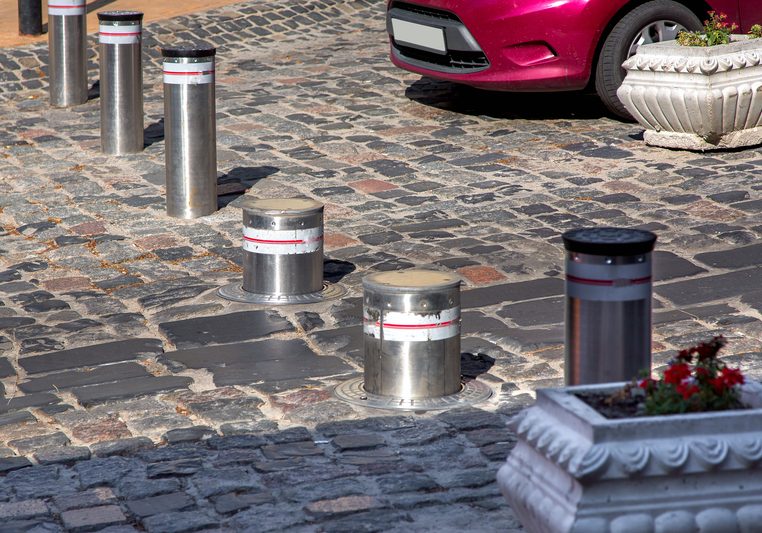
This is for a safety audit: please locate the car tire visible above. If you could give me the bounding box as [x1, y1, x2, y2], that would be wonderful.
[595, 0, 702, 119]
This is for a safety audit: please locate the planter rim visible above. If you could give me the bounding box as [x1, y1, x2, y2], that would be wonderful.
[634, 34, 759, 58]
[535, 380, 762, 428]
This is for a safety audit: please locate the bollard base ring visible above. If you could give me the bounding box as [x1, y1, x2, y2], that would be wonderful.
[217, 281, 346, 305]
[334, 377, 493, 412]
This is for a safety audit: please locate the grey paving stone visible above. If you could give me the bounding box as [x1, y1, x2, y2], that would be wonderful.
[0, 456, 32, 474]
[19, 362, 150, 394]
[261, 441, 324, 460]
[461, 278, 564, 309]
[656, 267, 762, 306]
[317, 416, 416, 437]
[116, 479, 183, 501]
[0, 358, 14, 378]
[72, 376, 193, 406]
[653, 250, 707, 281]
[90, 437, 154, 458]
[0, 499, 49, 520]
[146, 459, 204, 478]
[19, 339, 164, 374]
[0, 410, 36, 427]
[190, 469, 263, 498]
[127, 492, 195, 518]
[497, 296, 564, 326]
[0, 393, 61, 414]
[332, 434, 385, 451]
[75, 456, 140, 489]
[162, 426, 216, 444]
[53, 488, 117, 512]
[694, 242, 762, 269]
[33, 446, 90, 465]
[61, 505, 126, 532]
[213, 491, 275, 514]
[162, 339, 352, 387]
[158, 310, 294, 349]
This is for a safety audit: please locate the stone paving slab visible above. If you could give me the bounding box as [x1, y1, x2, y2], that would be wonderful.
[0, 0, 759, 530]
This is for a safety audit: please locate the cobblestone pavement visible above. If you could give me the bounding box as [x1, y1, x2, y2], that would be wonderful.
[0, 0, 760, 530]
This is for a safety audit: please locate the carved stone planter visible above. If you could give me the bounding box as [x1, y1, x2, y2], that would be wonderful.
[497, 381, 762, 533]
[617, 37, 762, 151]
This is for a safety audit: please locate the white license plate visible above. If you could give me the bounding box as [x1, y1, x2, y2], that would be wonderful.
[391, 18, 446, 54]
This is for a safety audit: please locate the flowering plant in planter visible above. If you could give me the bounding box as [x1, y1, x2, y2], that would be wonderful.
[639, 335, 745, 414]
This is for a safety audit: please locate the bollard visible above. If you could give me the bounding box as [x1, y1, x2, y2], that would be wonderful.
[562, 227, 657, 385]
[218, 197, 346, 305]
[99, 11, 144, 155]
[162, 44, 217, 218]
[48, 0, 88, 107]
[335, 269, 492, 411]
[18, 0, 42, 36]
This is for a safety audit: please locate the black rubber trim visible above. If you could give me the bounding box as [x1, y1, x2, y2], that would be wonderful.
[562, 227, 657, 256]
[161, 45, 216, 58]
[97, 11, 144, 22]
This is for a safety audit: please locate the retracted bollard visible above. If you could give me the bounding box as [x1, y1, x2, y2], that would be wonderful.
[48, 0, 88, 107]
[162, 44, 217, 218]
[562, 227, 657, 385]
[218, 198, 346, 304]
[18, 0, 43, 36]
[335, 269, 492, 411]
[98, 11, 143, 155]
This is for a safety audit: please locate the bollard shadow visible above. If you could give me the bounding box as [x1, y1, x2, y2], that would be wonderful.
[404, 78, 616, 121]
[87, 80, 100, 101]
[87, 0, 118, 13]
[217, 165, 279, 208]
[461, 349, 495, 380]
[323, 259, 355, 283]
[144, 119, 164, 147]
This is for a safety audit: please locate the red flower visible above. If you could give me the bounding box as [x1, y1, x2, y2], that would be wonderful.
[720, 367, 745, 387]
[709, 377, 727, 394]
[676, 382, 700, 400]
[664, 363, 691, 385]
[676, 349, 693, 363]
[639, 378, 656, 390]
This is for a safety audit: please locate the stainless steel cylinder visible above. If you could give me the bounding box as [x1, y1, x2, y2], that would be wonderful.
[98, 11, 143, 155]
[241, 198, 324, 296]
[563, 227, 657, 386]
[162, 44, 217, 218]
[48, 0, 88, 107]
[363, 270, 462, 399]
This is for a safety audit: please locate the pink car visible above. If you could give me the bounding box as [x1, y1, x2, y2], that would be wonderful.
[387, 0, 762, 117]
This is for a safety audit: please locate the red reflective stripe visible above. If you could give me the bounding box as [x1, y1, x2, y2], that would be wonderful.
[244, 236, 303, 245]
[566, 274, 652, 286]
[163, 70, 215, 76]
[365, 319, 458, 330]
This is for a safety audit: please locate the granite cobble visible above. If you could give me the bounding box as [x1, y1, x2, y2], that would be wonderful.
[0, 0, 759, 529]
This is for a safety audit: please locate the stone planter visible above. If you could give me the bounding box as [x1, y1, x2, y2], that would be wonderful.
[617, 37, 762, 151]
[497, 381, 762, 533]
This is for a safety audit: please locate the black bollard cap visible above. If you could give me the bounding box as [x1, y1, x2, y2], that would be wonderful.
[562, 227, 657, 256]
[161, 43, 217, 58]
[97, 11, 144, 22]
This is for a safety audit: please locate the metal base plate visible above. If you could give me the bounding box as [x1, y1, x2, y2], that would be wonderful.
[217, 281, 346, 305]
[334, 377, 493, 412]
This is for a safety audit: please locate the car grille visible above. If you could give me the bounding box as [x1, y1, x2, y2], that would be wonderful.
[389, 2, 490, 72]
[394, 43, 490, 70]
[390, 1, 459, 21]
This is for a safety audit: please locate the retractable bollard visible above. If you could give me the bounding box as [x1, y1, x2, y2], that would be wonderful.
[162, 44, 217, 218]
[562, 227, 657, 385]
[48, 0, 88, 107]
[19, 0, 43, 36]
[335, 269, 492, 411]
[99, 11, 143, 155]
[218, 198, 346, 305]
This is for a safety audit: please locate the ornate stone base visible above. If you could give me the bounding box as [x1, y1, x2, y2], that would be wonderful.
[497, 381, 762, 533]
[644, 126, 762, 151]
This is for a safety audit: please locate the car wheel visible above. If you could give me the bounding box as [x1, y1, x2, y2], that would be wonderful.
[595, 0, 702, 119]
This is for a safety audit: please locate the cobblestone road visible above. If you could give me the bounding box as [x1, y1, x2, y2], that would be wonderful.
[0, 0, 760, 530]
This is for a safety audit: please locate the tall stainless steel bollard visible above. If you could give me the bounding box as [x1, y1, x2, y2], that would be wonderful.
[218, 198, 346, 304]
[562, 227, 657, 385]
[162, 44, 217, 218]
[99, 11, 143, 155]
[335, 269, 492, 411]
[48, 0, 88, 107]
